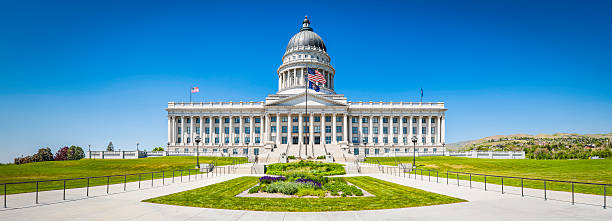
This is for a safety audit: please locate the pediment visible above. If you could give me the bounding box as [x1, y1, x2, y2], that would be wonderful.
[266, 92, 347, 107]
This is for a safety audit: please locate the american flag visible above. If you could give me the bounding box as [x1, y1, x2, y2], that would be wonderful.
[307, 68, 326, 84]
[191, 87, 199, 93]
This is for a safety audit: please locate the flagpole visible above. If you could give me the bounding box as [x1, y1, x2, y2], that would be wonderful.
[305, 68, 308, 157]
[190, 87, 192, 103]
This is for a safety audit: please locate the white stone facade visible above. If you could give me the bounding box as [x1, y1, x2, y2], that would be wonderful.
[166, 17, 447, 161]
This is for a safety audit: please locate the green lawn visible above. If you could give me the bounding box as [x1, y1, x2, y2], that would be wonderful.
[143, 176, 465, 211]
[0, 156, 245, 194]
[366, 156, 612, 195]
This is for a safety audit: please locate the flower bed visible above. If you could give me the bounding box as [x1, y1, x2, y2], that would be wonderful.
[245, 175, 366, 198]
[266, 160, 345, 176]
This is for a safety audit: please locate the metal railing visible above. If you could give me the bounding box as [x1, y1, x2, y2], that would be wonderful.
[378, 164, 609, 209]
[1, 161, 233, 209]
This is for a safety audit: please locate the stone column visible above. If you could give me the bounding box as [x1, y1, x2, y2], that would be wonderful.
[190, 116, 195, 146]
[239, 115, 244, 145]
[358, 115, 363, 144]
[436, 115, 441, 145]
[343, 114, 348, 142]
[276, 113, 281, 144]
[379, 115, 384, 144]
[263, 114, 268, 143]
[408, 116, 413, 139]
[199, 115, 203, 140]
[427, 116, 432, 145]
[298, 114, 303, 145]
[389, 114, 394, 145]
[418, 116, 422, 145]
[368, 115, 373, 144]
[310, 113, 314, 145]
[219, 116, 223, 146]
[167, 115, 171, 145]
[441, 115, 446, 144]
[332, 113, 337, 144]
[250, 115, 254, 146]
[399, 115, 404, 144]
[209, 116, 213, 144]
[229, 114, 234, 146]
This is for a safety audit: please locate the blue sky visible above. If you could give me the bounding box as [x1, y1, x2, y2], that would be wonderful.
[0, 0, 611, 163]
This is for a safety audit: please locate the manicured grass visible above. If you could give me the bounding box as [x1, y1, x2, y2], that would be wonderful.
[0, 156, 245, 194]
[366, 156, 612, 195]
[143, 176, 465, 211]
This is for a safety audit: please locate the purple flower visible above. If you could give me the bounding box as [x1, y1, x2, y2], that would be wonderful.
[295, 178, 322, 188]
[259, 176, 286, 184]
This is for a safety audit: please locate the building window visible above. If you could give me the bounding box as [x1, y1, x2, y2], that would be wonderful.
[362, 117, 368, 123]
[421, 118, 426, 123]
[431, 127, 436, 134]
[422, 127, 426, 134]
[362, 127, 368, 134]
[186, 127, 191, 134]
[282, 137, 287, 144]
[234, 127, 240, 134]
[225, 137, 229, 144]
[293, 126, 299, 133]
[234, 118, 240, 123]
[177, 137, 182, 143]
[215, 127, 219, 134]
[383, 127, 388, 134]
[314, 126, 321, 133]
[224, 118, 229, 123]
[271, 116, 277, 122]
[196, 127, 200, 134]
[393, 127, 398, 134]
[255, 127, 260, 134]
[177, 128, 182, 134]
[336, 136, 342, 142]
[205, 127, 210, 134]
[325, 126, 331, 133]
[362, 137, 368, 143]
[186, 118, 191, 123]
[373, 137, 378, 143]
[271, 126, 277, 133]
[325, 116, 332, 122]
[282, 116, 288, 122]
[214, 118, 219, 123]
[422, 137, 426, 144]
[293, 117, 299, 122]
[303, 126, 309, 133]
[383, 117, 389, 123]
[205, 118, 210, 123]
[412, 118, 417, 123]
[187, 137, 191, 143]
[178, 118, 182, 123]
[223, 149, 228, 153]
[403, 127, 407, 134]
[314, 116, 321, 122]
[205, 138, 209, 143]
[352, 127, 358, 134]
[234, 137, 239, 144]
[214, 138, 219, 144]
[196, 118, 200, 123]
[412, 127, 417, 134]
[424, 148, 428, 152]
[373, 117, 379, 123]
[325, 136, 331, 144]
[383, 137, 388, 144]
[384, 148, 390, 153]
[245, 137, 250, 144]
[243, 118, 249, 123]
[403, 137, 407, 144]
[431, 118, 436, 123]
[402, 117, 408, 123]
[184, 148, 189, 152]
[336, 126, 342, 133]
[244, 127, 250, 134]
[255, 117, 261, 123]
[233, 149, 238, 154]
[282, 126, 288, 133]
[213, 148, 218, 152]
[433, 148, 437, 152]
[431, 137, 435, 144]
[336, 116, 342, 122]
[352, 137, 359, 143]
[255, 137, 260, 143]
[393, 117, 398, 123]
[303, 117, 309, 122]
[352, 117, 357, 123]
[393, 137, 398, 144]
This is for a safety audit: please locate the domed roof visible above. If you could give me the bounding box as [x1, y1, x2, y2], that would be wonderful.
[286, 16, 327, 52]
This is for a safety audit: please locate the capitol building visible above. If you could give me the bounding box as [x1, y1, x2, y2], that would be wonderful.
[166, 17, 447, 162]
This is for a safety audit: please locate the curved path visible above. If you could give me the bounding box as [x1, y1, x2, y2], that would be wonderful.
[0, 173, 609, 221]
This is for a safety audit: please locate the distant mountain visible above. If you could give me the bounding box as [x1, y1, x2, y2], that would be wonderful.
[448, 132, 612, 150]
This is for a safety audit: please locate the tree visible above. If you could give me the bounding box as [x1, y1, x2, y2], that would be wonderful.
[54, 146, 69, 161]
[107, 142, 114, 151]
[67, 145, 85, 160]
[33, 147, 54, 162]
[152, 147, 164, 151]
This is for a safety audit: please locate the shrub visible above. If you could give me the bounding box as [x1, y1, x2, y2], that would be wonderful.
[266, 161, 345, 176]
[54, 147, 69, 161]
[248, 186, 260, 193]
[259, 176, 286, 184]
[152, 147, 165, 151]
[33, 147, 54, 162]
[263, 182, 309, 195]
[296, 188, 326, 197]
[287, 155, 296, 159]
[67, 146, 85, 160]
[316, 155, 326, 159]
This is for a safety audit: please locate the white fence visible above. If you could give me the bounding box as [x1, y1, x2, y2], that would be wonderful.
[88, 151, 250, 159]
[88, 151, 147, 159]
[362, 151, 525, 159]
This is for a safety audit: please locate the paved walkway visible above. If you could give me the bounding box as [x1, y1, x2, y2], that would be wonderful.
[0, 173, 610, 221]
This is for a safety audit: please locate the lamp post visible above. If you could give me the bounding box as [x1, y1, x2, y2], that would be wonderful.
[411, 136, 418, 168]
[442, 142, 446, 156]
[195, 136, 201, 168]
[136, 142, 139, 151]
[88, 144, 91, 159]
